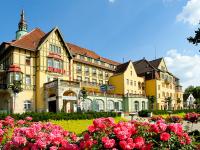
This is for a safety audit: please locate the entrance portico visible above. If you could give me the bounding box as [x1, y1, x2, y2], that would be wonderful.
[44, 79, 80, 113]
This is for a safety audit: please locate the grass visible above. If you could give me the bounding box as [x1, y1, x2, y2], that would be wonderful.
[50, 117, 126, 135]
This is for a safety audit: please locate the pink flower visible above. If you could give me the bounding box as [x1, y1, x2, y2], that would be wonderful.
[17, 120, 26, 125]
[50, 146, 58, 150]
[160, 132, 171, 141]
[133, 136, 145, 149]
[0, 129, 4, 136]
[25, 117, 32, 121]
[102, 137, 115, 149]
[13, 136, 27, 146]
[88, 125, 95, 133]
[119, 140, 135, 150]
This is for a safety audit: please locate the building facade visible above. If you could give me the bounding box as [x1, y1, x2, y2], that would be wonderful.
[0, 11, 183, 113]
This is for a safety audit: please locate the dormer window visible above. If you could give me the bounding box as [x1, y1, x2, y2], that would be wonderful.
[79, 55, 84, 60]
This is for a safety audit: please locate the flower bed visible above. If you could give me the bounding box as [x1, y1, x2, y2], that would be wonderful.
[0, 116, 195, 150]
[165, 115, 183, 123]
[184, 112, 200, 123]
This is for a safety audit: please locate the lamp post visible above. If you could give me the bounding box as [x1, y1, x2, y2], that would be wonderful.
[7, 64, 23, 113]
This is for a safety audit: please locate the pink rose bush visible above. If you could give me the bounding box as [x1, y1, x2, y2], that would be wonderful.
[0, 116, 195, 149]
[184, 112, 200, 123]
[79, 117, 194, 150]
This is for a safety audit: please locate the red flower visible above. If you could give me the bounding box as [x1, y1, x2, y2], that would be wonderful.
[88, 125, 95, 133]
[133, 136, 145, 149]
[101, 137, 115, 149]
[160, 132, 171, 141]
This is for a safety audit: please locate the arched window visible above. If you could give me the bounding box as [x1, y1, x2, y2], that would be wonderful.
[107, 100, 114, 111]
[24, 100, 31, 110]
[96, 100, 104, 112]
[83, 99, 92, 111]
[134, 101, 139, 112]
[142, 101, 145, 110]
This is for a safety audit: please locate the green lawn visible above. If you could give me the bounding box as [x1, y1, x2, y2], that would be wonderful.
[50, 117, 126, 135]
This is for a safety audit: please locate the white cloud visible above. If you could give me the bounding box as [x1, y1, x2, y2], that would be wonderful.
[165, 49, 200, 89]
[176, 0, 200, 25]
[108, 0, 115, 3]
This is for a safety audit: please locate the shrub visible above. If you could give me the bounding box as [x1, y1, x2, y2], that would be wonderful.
[138, 110, 151, 117]
[184, 112, 200, 123]
[79, 117, 194, 150]
[149, 115, 164, 122]
[0, 112, 120, 122]
[0, 116, 195, 150]
[165, 115, 183, 123]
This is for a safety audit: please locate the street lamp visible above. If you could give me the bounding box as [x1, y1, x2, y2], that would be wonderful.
[7, 64, 23, 113]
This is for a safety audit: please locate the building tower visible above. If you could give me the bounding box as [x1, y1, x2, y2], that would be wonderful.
[16, 10, 28, 39]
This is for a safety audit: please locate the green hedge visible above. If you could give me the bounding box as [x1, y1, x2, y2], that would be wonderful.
[152, 109, 200, 115]
[0, 112, 121, 122]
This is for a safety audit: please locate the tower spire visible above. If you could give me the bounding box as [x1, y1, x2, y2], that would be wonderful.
[16, 10, 28, 39]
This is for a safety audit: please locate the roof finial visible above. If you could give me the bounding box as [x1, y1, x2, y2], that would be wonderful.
[16, 9, 28, 39]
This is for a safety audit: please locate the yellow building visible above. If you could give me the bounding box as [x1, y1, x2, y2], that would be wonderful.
[0, 11, 182, 113]
[134, 58, 183, 110]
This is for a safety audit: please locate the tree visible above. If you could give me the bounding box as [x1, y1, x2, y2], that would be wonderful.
[187, 25, 200, 45]
[147, 96, 156, 110]
[9, 80, 23, 113]
[187, 24, 200, 53]
[184, 86, 200, 109]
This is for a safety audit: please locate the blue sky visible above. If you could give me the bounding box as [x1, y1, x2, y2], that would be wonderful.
[0, 0, 200, 88]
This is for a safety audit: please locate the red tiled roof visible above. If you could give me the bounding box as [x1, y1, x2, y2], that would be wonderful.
[66, 42, 120, 66]
[10, 28, 45, 51]
[1, 27, 120, 66]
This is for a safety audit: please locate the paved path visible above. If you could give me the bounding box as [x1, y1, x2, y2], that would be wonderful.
[124, 115, 200, 132]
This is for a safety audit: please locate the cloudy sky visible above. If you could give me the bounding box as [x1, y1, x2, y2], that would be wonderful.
[0, 0, 200, 89]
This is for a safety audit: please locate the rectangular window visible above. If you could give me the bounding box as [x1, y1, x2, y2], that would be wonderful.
[87, 57, 92, 62]
[92, 68, 96, 75]
[25, 75, 31, 85]
[77, 64, 82, 73]
[80, 55, 84, 60]
[25, 57, 31, 66]
[48, 58, 53, 67]
[54, 60, 60, 69]
[24, 100, 31, 110]
[85, 66, 89, 73]
[158, 85, 160, 90]
[49, 44, 61, 54]
[134, 81, 136, 86]
[127, 79, 129, 85]
[130, 80, 133, 86]
[99, 80, 103, 85]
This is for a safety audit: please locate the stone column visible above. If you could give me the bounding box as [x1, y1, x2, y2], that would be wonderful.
[56, 79, 63, 112]
[44, 89, 49, 112]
